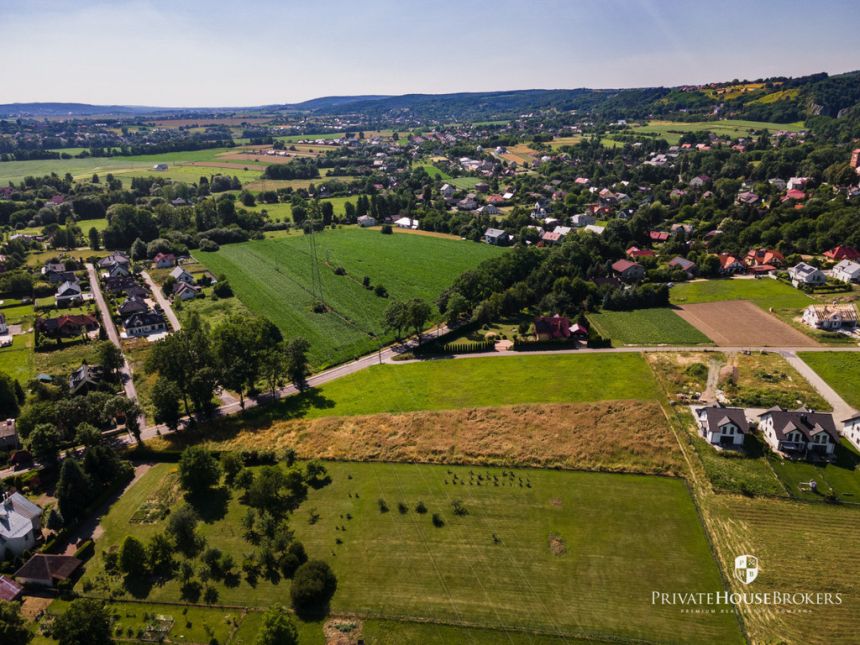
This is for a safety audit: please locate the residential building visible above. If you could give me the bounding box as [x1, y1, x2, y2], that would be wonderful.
[483, 228, 507, 246]
[0, 575, 23, 602]
[15, 554, 81, 588]
[843, 414, 860, 452]
[0, 493, 42, 558]
[745, 248, 784, 269]
[152, 253, 176, 268]
[0, 313, 6, 336]
[718, 253, 745, 274]
[55, 280, 83, 307]
[611, 259, 645, 282]
[173, 281, 201, 301]
[394, 216, 419, 229]
[668, 256, 697, 276]
[533, 315, 572, 341]
[357, 215, 376, 227]
[626, 246, 655, 260]
[118, 296, 149, 317]
[832, 259, 860, 284]
[36, 314, 99, 339]
[571, 213, 595, 227]
[0, 418, 17, 450]
[98, 252, 130, 271]
[123, 310, 168, 337]
[695, 406, 749, 448]
[69, 363, 103, 395]
[824, 246, 860, 262]
[801, 304, 857, 330]
[788, 262, 826, 288]
[169, 266, 195, 285]
[759, 408, 839, 459]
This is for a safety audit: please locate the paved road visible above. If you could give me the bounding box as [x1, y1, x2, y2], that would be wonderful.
[85, 263, 146, 435]
[141, 270, 181, 331]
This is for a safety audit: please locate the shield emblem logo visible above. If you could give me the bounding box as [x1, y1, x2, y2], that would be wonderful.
[734, 554, 759, 585]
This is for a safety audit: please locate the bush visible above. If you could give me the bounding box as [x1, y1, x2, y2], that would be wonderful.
[374, 284, 388, 297]
[451, 500, 468, 516]
[380, 224, 393, 234]
[377, 498, 389, 513]
[415, 501, 427, 514]
[432, 513, 445, 527]
[213, 281, 233, 298]
[198, 238, 220, 252]
[290, 560, 337, 617]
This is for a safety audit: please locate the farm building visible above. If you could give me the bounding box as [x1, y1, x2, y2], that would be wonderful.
[801, 304, 857, 331]
[357, 215, 377, 227]
[695, 406, 749, 448]
[0, 493, 42, 558]
[394, 216, 419, 229]
[759, 408, 838, 459]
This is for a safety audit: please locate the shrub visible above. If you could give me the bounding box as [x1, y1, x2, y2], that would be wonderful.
[290, 560, 337, 617]
[451, 500, 468, 516]
[415, 501, 427, 514]
[380, 224, 393, 234]
[432, 513, 445, 527]
[377, 498, 389, 513]
[374, 284, 388, 297]
[198, 238, 220, 252]
[213, 281, 233, 298]
[397, 502, 408, 514]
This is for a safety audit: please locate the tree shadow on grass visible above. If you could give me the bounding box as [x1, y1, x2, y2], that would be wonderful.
[185, 487, 230, 523]
[124, 573, 154, 599]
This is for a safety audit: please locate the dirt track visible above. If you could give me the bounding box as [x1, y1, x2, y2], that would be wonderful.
[675, 300, 818, 347]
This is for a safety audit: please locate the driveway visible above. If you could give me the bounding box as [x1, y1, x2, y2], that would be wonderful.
[141, 270, 181, 331]
[782, 351, 857, 421]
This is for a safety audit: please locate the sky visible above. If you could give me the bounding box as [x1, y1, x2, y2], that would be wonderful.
[1, 0, 859, 106]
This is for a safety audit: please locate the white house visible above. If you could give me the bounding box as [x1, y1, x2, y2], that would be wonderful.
[55, 280, 83, 307]
[572, 214, 595, 227]
[440, 184, 454, 199]
[0, 493, 42, 558]
[788, 262, 826, 288]
[832, 259, 860, 284]
[0, 313, 7, 336]
[483, 228, 507, 246]
[695, 406, 749, 448]
[843, 414, 860, 452]
[169, 266, 195, 285]
[801, 304, 858, 331]
[106, 262, 131, 279]
[759, 408, 839, 459]
[357, 215, 376, 227]
[152, 253, 176, 269]
[787, 176, 808, 191]
[394, 216, 419, 229]
[173, 281, 201, 301]
[123, 311, 168, 337]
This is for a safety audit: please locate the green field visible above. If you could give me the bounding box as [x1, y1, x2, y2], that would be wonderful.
[194, 227, 504, 367]
[0, 301, 35, 383]
[413, 162, 452, 180]
[265, 353, 661, 421]
[669, 278, 813, 310]
[627, 119, 806, 145]
[588, 308, 712, 345]
[80, 462, 741, 644]
[244, 195, 364, 222]
[798, 352, 860, 409]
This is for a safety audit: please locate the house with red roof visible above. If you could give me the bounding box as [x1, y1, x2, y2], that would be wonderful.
[533, 315, 572, 341]
[745, 248, 785, 269]
[824, 246, 860, 262]
[626, 246, 655, 260]
[611, 259, 645, 282]
[649, 231, 670, 243]
[717, 253, 745, 275]
[781, 189, 806, 202]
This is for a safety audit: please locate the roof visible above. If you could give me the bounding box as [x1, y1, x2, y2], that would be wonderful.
[612, 259, 642, 273]
[484, 228, 506, 238]
[0, 493, 41, 541]
[0, 575, 22, 601]
[534, 315, 571, 339]
[668, 257, 696, 271]
[824, 246, 860, 261]
[56, 280, 82, 295]
[124, 311, 166, 328]
[626, 246, 655, 258]
[804, 303, 857, 322]
[758, 408, 839, 443]
[649, 231, 670, 242]
[833, 259, 860, 275]
[696, 406, 749, 434]
[169, 266, 192, 279]
[15, 554, 81, 583]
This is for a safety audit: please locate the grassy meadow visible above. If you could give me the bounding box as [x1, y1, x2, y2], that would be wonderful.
[78, 462, 741, 644]
[626, 119, 806, 144]
[669, 278, 813, 310]
[194, 227, 504, 367]
[798, 351, 860, 409]
[588, 308, 712, 345]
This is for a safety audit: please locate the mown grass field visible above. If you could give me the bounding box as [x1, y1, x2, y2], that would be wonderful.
[707, 495, 860, 645]
[669, 278, 813, 310]
[588, 308, 712, 345]
[412, 162, 452, 180]
[798, 351, 860, 409]
[244, 195, 364, 222]
[79, 462, 741, 644]
[627, 119, 806, 144]
[194, 228, 504, 367]
[0, 300, 35, 383]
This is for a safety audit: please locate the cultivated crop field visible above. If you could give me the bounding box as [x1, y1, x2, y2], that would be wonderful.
[194, 228, 504, 367]
[707, 495, 860, 645]
[675, 300, 817, 347]
[798, 351, 860, 409]
[587, 307, 712, 345]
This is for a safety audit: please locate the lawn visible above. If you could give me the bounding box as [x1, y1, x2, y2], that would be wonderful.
[33, 339, 106, 377]
[588, 308, 712, 345]
[79, 462, 741, 644]
[0, 300, 35, 383]
[798, 351, 860, 409]
[412, 162, 452, 180]
[277, 353, 662, 420]
[194, 227, 504, 367]
[768, 440, 860, 503]
[669, 278, 813, 310]
[244, 194, 365, 223]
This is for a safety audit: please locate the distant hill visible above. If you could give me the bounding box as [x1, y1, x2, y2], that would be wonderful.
[3, 70, 859, 123]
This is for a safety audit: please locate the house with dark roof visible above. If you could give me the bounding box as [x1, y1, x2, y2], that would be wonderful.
[15, 554, 81, 588]
[169, 266, 195, 285]
[695, 406, 749, 448]
[123, 310, 167, 337]
[103, 276, 139, 294]
[118, 296, 149, 317]
[0, 575, 23, 601]
[759, 408, 839, 459]
[97, 252, 130, 271]
[55, 280, 83, 307]
[173, 281, 201, 301]
[69, 363, 103, 395]
[0, 492, 42, 558]
[483, 228, 507, 246]
[668, 256, 697, 276]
